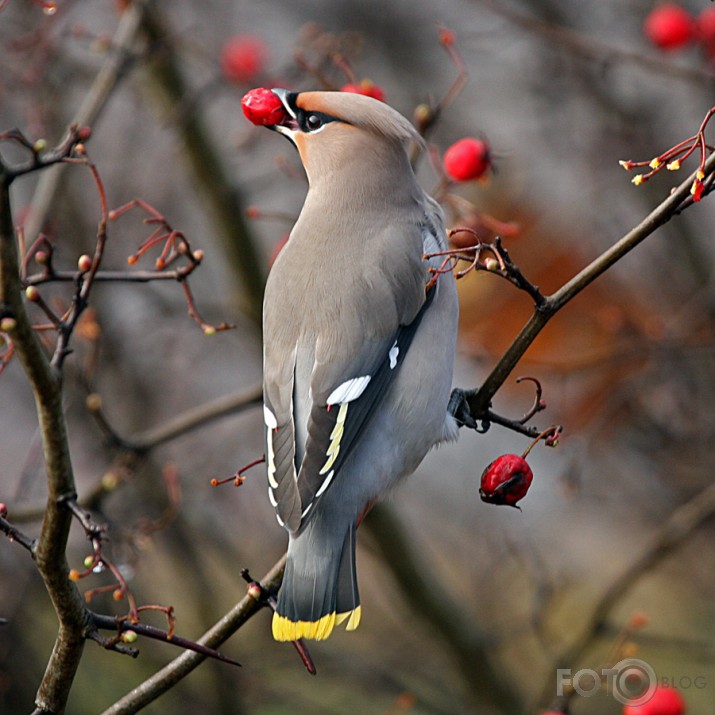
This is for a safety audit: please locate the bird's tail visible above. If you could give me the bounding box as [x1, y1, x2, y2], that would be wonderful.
[272, 520, 360, 641]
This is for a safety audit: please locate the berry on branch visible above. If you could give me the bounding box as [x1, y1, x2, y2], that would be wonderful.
[643, 4, 694, 51]
[622, 685, 686, 715]
[479, 453, 534, 508]
[443, 137, 492, 182]
[220, 35, 267, 84]
[340, 80, 386, 101]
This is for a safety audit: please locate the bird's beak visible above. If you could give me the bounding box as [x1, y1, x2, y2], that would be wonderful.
[269, 88, 300, 138]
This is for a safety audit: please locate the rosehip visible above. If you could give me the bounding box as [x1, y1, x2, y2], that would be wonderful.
[623, 686, 686, 715]
[341, 80, 386, 101]
[241, 87, 290, 127]
[443, 138, 492, 182]
[643, 4, 694, 51]
[479, 454, 533, 508]
[220, 35, 266, 84]
[696, 6, 715, 48]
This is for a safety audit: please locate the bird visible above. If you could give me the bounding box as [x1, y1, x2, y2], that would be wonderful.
[256, 88, 460, 641]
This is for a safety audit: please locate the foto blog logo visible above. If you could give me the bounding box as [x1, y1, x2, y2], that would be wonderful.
[556, 658, 706, 705]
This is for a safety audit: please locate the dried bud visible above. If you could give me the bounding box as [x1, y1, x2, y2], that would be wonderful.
[85, 393, 102, 412]
[101, 471, 119, 491]
[0, 503, 7, 518]
[69, 569, 82, 581]
[247, 583, 263, 601]
[25, 286, 41, 302]
[439, 27, 456, 46]
[0, 317, 17, 333]
[412, 103, 433, 131]
[77, 254, 93, 272]
[112, 589, 124, 601]
[77, 126, 92, 141]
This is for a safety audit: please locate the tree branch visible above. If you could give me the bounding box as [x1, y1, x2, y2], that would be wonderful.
[100, 555, 286, 715]
[1, 157, 89, 715]
[466, 153, 715, 420]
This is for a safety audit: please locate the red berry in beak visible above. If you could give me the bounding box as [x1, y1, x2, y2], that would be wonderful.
[479, 453, 533, 508]
[241, 88, 290, 127]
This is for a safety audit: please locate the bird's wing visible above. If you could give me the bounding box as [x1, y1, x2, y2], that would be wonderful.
[292, 284, 436, 533]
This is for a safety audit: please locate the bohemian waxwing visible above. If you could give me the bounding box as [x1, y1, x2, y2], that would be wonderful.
[258, 88, 460, 641]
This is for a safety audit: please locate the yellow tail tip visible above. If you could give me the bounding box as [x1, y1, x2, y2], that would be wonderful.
[272, 606, 362, 641]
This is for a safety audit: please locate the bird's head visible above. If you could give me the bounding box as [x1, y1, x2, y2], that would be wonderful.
[242, 87, 422, 185]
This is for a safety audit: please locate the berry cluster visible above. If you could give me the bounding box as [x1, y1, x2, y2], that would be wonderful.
[643, 3, 715, 58]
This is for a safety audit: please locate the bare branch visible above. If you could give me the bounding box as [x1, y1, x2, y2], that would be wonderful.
[101, 555, 287, 715]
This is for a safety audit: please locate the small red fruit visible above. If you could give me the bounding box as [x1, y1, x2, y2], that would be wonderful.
[479, 454, 533, 508]
[623, 686, 686, 715]
[241, 88, 289, 127]
[643, 4, 694, 51]
[220, 35, 267, 84]
[443, 138, 492, 182]
[696, 6, 715, 47]
[341, 80, 386, 102]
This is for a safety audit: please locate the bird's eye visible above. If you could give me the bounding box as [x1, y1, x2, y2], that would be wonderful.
[306, 114, 323, 131]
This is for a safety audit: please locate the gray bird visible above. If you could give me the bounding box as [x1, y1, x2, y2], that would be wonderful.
[258, 89, 459, 641]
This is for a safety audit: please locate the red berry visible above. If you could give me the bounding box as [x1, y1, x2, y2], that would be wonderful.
[623, 686, 686, 715]
[220, 35, 267, 84]
[696, 6, 715, 48]
[241, 87, 290, 127]
[341, 80, 386, 102]
[443, 138, 492, 182]
[479, 454, 533, 508]
[643, 4, 694, 51]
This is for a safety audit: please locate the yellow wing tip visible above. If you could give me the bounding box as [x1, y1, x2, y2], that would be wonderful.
[272, 607, 361, 641]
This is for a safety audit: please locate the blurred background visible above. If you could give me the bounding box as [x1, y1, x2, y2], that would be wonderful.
[2, 0, 715, 713]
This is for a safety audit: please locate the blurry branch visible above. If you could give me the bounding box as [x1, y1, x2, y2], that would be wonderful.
[536, 476, 715, 709]
[139, 3, 266, 326]
[365, 504, 521, 714]
[474, 0, 715, 88]
[25, 0, 150, 243]
[463, 152, 715, 424]
[94, 383, 263, 453]
[101, 555, 287, 715]
[1, 151, 89, 715]
[10, 385, 263, 524]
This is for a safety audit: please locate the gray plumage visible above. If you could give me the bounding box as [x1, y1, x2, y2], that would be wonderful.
[260, 89, 458, 641]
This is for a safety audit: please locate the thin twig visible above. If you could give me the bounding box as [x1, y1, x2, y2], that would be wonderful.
[100, 555, 287, 715]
